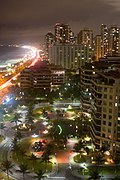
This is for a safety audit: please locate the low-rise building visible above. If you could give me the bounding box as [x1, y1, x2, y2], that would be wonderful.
[20, 60, 65, 90]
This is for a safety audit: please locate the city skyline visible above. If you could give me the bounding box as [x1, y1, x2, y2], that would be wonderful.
[0, 0, 120, 44]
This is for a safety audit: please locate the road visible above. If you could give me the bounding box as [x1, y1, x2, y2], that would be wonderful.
[0, 47, 39, 103]
[49, 163, 82, 180]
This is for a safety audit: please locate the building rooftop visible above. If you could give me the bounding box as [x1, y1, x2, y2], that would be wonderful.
[104, 70, 120, 79]
[82, 57, 120, 71]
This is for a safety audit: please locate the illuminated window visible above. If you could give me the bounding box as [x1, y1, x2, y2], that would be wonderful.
[115, 103, 117, 107]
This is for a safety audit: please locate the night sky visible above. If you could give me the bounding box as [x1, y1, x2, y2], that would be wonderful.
[0, 0, 120, 44]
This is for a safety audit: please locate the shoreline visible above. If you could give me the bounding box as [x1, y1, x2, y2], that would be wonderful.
[0, 58, 23, 66]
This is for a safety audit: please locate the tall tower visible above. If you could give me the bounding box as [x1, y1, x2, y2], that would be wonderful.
[101, 24, 109, 57]
[108, 25, 119, 56]
[77, 29, 93, 47]
[77, 29, 93, 61]
[69, 29, 75, 44]
[54, 23, 70, 44]
[44, 32, 54, 58]
[94, 35, 102, 61]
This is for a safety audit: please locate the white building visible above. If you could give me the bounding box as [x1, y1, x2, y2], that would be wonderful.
[48, 44, 92, 69]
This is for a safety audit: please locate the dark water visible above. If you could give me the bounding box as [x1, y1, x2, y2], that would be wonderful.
[0, 45, 32, 63]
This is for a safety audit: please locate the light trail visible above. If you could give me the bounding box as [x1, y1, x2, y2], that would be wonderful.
[0, 45, 39, 91]
[0, 73, 20, 90]
[28, 57, 39, 67]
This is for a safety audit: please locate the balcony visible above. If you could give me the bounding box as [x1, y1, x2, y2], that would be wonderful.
[91, 92, 102, 100]
[92, 86, 102, 93]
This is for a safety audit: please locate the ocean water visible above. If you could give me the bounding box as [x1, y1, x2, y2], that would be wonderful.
[0, 45, 32, 66]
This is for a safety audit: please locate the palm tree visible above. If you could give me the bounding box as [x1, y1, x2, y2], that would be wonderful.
[44, 143, 55, 155]
[34, 169, 47, 180]
[26, 104, 34, 124]
[0, 123, 6, 135]
[41, 152, 51, 163]
[28, 153, 38, 170]
[48, 126, 58, 140]
[19, 148, 26, 163]
[73, 143, 81, 154]
[11, 138, 20, 159]
[93, 151, 104, 165]
[11, 113, 21, 131]
[71, 94, 74, 103]
[15, 131, 23, 142]
[1, 160, 14, 180]
[88, 167, 101, 180]
[74, 113, 90, 137]
[73, 140, 85, 154]
[16, 163, 29, 180]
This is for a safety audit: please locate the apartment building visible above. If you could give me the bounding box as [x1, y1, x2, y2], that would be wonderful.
[20, 60, 65, 90]
[77, 29, 93, 47]
[80, 57, 120, 156]
[49, 44, 92, 69]
[91, 70, 120, 156]
[54, 23, 72, 44]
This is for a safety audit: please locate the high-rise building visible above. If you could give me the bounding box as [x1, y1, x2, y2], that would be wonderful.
[91, 69, 120, 156]
[94, 35, 102, 60]
[108, 25, 120, 56]
[77, 29, 93, 47]
[101, 24, 109, 58]
[44, 32, 54, 58]
[80, 57, 120, 157]
[69, 29, 76, 44]
[54, 23, 71, 44]
[100, 24, 120, 58]
[48, 44, 92, 69]
[80, 63, 93, 113]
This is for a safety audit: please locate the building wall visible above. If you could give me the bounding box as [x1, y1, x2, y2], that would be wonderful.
[20, 62, 65, 89]
[91, 73, 120, 156]
[77, 29, 93, 47]
[80, 59, 120, 156]
[54, 23, 70, 44]
[94, 35, 102, 61]
[49, 44, 92, 69]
